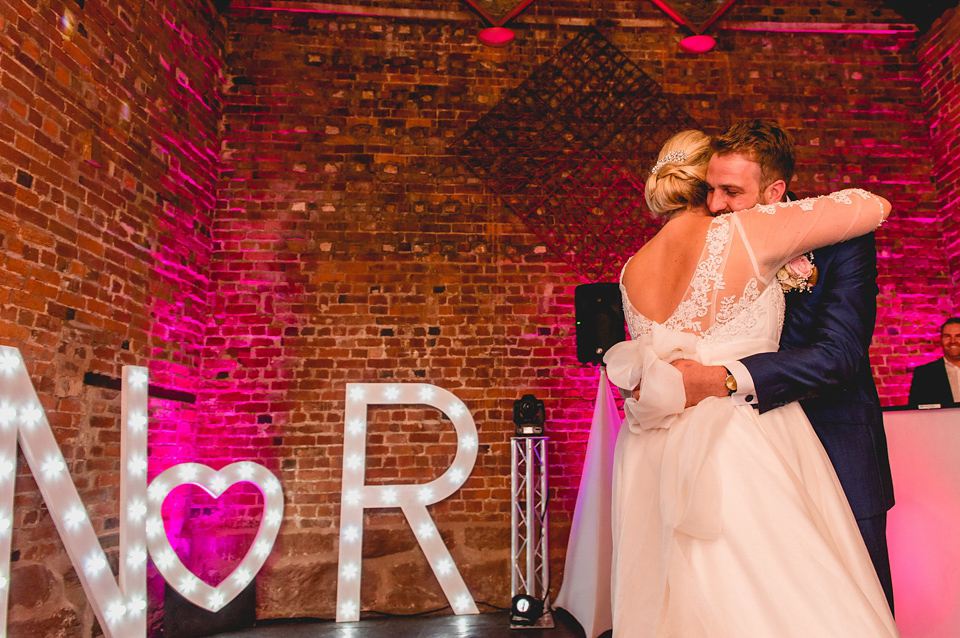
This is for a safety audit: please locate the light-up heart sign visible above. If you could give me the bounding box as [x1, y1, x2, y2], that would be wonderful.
[146, 462, 284, 612]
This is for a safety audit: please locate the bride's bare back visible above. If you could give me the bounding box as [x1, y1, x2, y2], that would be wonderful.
[621, 208, 714, 325]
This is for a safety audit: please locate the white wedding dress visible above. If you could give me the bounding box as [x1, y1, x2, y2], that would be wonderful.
[604, 190, 899, 637]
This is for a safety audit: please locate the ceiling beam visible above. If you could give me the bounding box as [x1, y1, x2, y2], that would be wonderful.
[227, 1, 919, 35]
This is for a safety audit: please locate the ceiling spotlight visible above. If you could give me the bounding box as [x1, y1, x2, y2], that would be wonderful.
[460, 0, 536, 47]
[478, 27, 515, 47]
[680, 35, 716, 53]
[649, 0, 732, 53]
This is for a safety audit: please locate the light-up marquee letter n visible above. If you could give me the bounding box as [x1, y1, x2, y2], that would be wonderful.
[336, 383, 479, 622]
[0, 347, 148, 638]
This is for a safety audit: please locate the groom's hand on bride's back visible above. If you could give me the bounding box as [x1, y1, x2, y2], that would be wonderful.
[671, 359, 729, 408]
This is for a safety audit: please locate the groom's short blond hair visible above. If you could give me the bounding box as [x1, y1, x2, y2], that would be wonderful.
[711, 119, 796, 190]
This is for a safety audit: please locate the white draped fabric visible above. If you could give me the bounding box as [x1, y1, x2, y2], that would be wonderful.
[554, 367, 620, 638]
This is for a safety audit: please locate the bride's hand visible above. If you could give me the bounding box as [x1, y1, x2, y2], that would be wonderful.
[672, 359, 729, 407]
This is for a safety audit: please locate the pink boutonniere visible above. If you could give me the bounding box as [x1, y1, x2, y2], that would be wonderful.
[777, 253, 818, 293]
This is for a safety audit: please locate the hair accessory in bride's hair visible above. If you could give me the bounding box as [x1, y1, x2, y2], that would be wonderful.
[651, 150, 688, 175]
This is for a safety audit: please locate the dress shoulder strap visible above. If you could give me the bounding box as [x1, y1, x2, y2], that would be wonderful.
[619, 253, 636, 284]
[730, 213, 764, 282]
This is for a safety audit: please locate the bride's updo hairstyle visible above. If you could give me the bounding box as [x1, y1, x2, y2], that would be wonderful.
[644, 130, 711, 219]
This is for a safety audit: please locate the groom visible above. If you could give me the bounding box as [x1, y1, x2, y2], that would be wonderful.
[675, 119, 896, 610]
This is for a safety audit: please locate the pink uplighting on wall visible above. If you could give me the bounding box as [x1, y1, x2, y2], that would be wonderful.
[162, 483, 267, 587]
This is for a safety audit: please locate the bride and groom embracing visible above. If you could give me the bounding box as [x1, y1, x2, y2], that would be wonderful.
[603, 120, 898, 636]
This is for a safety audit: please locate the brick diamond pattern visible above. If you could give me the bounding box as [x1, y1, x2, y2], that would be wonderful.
[452, 28, 699, 281]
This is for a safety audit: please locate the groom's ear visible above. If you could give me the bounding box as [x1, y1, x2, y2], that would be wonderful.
[764, 179, 787, 204]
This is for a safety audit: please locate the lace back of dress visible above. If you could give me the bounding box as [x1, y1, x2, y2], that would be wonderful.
[619, 214, 782, 342]
[619, 189, 887, 344]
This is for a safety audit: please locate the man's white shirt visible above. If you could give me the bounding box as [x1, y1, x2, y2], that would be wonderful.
[945, 358, 960, 402]
[727, 360, 758, 406]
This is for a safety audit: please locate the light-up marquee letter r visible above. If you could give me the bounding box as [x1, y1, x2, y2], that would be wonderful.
[336, 383, 479, 622]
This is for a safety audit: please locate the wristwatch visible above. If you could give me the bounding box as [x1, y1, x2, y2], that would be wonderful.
[723, 367, 738, 395]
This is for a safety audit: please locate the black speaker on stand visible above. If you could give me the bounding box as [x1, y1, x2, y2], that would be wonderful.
[575, 283, 626, 364]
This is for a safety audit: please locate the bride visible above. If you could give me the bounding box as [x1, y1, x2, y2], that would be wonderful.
[604, 130, 898, 637]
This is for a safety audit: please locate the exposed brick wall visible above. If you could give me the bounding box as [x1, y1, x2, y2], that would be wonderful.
[915, 5, 960, 361]
[0, 0, 954, 634]
[0, 0, 223, 635]
[215, 0, 937, 621]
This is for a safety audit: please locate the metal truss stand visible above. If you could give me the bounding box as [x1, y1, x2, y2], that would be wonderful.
[510, 436, 553, 629]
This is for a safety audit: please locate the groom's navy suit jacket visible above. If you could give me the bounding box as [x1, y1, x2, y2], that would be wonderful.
[739, 233, 895, 521]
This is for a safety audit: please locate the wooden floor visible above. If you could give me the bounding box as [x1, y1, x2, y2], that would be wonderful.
[208, 610, 589, 638]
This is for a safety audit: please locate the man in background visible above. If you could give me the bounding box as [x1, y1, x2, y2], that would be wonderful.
[908, 317, 960, 408]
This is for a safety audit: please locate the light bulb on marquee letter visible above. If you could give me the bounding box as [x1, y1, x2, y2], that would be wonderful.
[336, 383, 480, 622]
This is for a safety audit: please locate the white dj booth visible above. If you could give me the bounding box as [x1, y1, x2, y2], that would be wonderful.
[883, 407, 960, 638]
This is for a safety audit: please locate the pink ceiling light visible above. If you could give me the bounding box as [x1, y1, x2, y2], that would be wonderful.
[649, 0, 741, 53]
[479, 26, 516, 47]
[679, 34, 717, 53]
[460, 0, 538, 47]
